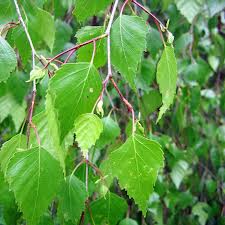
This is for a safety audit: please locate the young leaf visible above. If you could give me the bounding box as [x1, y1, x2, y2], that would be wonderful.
[76, 26, 106, 68]
[0, 134, 26, 176]
[47, 63, 102, 142]
[0, 37, 17, 83]
[111, 15, 148, 90]
[108, 134, 164, 214]
[156, 45, 177, 122]
[26, 67, 46, 82]
[58, 175, 87, 223]
[74, 113, 103, 156]
[85, 192, 127, 224]
[74, 0, 113, 21]
[6, 147, 63, 225]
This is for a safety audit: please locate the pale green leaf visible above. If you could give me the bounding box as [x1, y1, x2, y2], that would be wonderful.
[175, 0, 203, 23]
[6, 147, 63, 225]
[58, 175, 87, 223]
[29, 7, 56, 50]
[74, 0, 113, 21]
[0, 134, 26, 176]
[111, 15, 148, 90]
[156, 45, 177, 122]
[27, 67, 46, 82]
[192, 202, 209, 225]
[74, 113, 103, 155]
[85, 192, 127, 225]
[108, 133, 164, 214]
[47, 63, 102, 142]
[0, 93, 26, 131]
[119, 218, 138, 225]
[170, 160, 189, 189]
[0, 37, 17, 83]
[76, 26, 106, 68]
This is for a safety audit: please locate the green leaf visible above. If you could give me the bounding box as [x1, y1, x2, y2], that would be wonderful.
[0, 92, 27, 131]
[192, 202, 209, 225]
[136, 58, 156, 91]
[0, 37, 17, 83]
[206, 0, 225, 17]
[119, 218, 138, 225]
[183, 59, 213, 86]
[111, 15, 148, 90]
[74, 113, 103, 155]
[107, 133, 164, 214]
[53, 19, 72, 54]
[170, 160, 189, 189]
[27, 67, 46, 82]
[58, 175, 87, 223]
[74, 0, 113, 21]
[96, 116, 120, 149]
[76, 26, 106, 68]
[85, 192, 127, 225]
[0, 134, 26, 175]
[156, 45, 177, 122]
[140, 89, 162, 118]
[47, 63, 102, 142]
[6, 147, 63, 225]
[0, 171, 18, 225]
[0, 0, 16, 24]
[29, 7, 56, 51]
[30, 111, 66, 172]
[175, 0, 203, 23]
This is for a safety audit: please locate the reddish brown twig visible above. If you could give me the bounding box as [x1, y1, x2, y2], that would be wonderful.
[110, 77, 136, 133]
[44, 34, 107, 69]
[131, 0, 166, 45]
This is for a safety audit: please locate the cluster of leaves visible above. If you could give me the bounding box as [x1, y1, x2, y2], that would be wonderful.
[0, 0, 224, 225]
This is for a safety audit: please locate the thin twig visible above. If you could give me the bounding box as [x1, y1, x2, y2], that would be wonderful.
[120, 0, 130, 15]
[132, 0, 166, 30]
[44, 34, 107, 69]
[13, 0, 40, 146]
[110, 77, 136, 133]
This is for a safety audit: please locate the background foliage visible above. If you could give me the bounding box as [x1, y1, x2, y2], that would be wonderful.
[0, 0, 225, 225]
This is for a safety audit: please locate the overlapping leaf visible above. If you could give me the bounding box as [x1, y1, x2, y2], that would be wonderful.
[6, 147, 63, 225]
[85, 192, 127, 224]
[107, 134, 164, 214]
[76, 26, 106, 68]
[47, 63, 102, 142]
[156, 45, 177, 122]
[175, 0, 203, 23]
[111, 15, 148, 90]
[74, 113, 103, 155]
[58, 175, 87, 223]
[0, 37, 17, 83]
[74, 0, 113, 21]
[0, 134, 26, 176]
